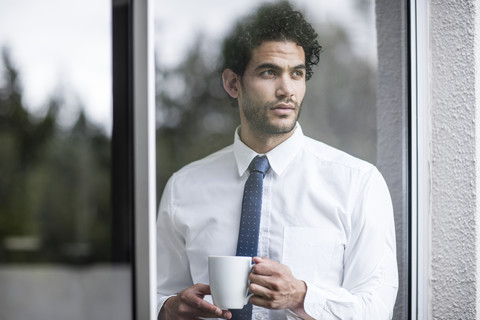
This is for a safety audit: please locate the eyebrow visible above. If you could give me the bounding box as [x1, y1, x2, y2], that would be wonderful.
[255, 63, 307, 71]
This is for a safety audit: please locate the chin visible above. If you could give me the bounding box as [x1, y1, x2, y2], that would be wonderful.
[265, 121, 297, 135]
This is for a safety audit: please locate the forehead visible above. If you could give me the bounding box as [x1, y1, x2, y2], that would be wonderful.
[248, 40, 306, 68]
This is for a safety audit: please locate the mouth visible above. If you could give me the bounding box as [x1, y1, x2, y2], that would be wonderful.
[270, 102, 296, 115]
[272, 103, 295, 110]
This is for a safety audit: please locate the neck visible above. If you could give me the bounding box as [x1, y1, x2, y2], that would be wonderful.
[239, 126, 295, 154]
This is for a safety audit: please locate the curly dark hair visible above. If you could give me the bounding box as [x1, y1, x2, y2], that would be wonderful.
[221, 1, 322, 81]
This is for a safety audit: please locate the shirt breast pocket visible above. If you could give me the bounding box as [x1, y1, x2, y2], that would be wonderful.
[282, 227, 345, 284]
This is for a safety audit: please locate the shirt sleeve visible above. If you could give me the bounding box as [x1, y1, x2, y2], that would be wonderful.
[297, 168, 398, 320]
[156, 174, 194, 315]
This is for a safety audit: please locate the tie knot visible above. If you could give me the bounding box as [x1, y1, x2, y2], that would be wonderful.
[249, 156, 270, 176]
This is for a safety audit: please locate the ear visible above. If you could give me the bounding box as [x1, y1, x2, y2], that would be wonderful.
[222, 69, 240, 99]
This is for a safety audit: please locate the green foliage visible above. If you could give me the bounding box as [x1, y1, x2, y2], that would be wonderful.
[0, 48, 111, 264]
[156, 36, 239, 196]
[155, 22, 378, 202]
[0, 7, 377, 263]
[301, 22, 377, 164]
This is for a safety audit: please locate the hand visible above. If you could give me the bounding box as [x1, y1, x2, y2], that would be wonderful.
[249, 257, 307, 314]
[159, 283, 232, 320]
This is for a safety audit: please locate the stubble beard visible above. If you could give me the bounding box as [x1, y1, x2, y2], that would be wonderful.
[240, 91, 303, 137]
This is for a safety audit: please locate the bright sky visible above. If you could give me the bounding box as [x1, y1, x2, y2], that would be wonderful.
[0, 0, 375, 131]
[155, 0, 376, 67]
[0, 0, 112, 129]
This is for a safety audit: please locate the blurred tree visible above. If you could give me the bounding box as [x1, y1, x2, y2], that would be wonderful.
[0, 47, 111, 264]
[155, 14, 377, 197]
[302, 22, 377, 163]
[156, 36, 238, 197]
[0, 47, 56, 262]
[0, 0, 377, 262]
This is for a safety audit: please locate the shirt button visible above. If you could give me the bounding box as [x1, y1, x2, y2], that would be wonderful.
[255, 314, 263, 320]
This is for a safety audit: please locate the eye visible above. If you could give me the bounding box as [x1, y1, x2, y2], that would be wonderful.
[260, 70, 276, 78]
[292, 70, 305, 79]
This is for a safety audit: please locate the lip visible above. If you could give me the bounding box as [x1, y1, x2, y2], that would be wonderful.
[271, 104, 295, 115]
[272, 107, 295, 117]
[271, 103, 295, 110]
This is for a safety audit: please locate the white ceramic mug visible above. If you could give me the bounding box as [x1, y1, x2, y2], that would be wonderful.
[208, 255, 254, 309]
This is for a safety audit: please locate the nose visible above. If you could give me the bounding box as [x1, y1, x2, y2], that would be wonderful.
[275, 75, 295, 99]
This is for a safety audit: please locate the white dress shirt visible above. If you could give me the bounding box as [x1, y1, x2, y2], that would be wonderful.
[157, 124, 398, 320]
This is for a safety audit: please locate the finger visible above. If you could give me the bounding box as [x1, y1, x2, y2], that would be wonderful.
[184, 295, 225, 318]
[182, 303, 227, 319]
[252, 256, 275, 268]
[250, 294, 270, 307]
[250, 272, 274, 288]
[180, 284, 227, 318]
[222, 310, 233, 319]
[255, 256, 276, 262]
[249, 291, 280, 310]
[252, 258, 282, 275]
[252, 256, 265, 264]
[252, 263, 273, 277]
[195, 308, 231, 319]
[250, 282, 273, 299]
[192, 283, 212, 295]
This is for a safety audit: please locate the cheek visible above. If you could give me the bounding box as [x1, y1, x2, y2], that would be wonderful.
[247, 85, 275, 102]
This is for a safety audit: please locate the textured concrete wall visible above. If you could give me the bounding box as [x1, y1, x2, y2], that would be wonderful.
[430, 0, 479, 318]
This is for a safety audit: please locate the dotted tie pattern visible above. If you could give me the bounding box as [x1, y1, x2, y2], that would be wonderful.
[231, 155, 270, 320]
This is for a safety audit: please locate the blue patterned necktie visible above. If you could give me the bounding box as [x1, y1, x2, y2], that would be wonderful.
[231, 155, 270, 320]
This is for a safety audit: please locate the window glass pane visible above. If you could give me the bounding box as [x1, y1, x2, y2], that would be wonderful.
[154, 1, 411, 319]
[154, 1, 413, 319]
[0, 1, 132, 319]
[154, 0, 377, 192]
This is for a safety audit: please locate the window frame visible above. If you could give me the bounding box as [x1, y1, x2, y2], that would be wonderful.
[112, 0, 157, 318]
[410, 0, 429, 319]
[132, 0, 157, 319]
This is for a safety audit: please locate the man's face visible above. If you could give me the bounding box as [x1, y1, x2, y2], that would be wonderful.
[237, 40, 307, 138]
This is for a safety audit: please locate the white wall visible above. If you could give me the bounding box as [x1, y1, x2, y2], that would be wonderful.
[377, 1, 480, 318]
[429, 0, 479, 318]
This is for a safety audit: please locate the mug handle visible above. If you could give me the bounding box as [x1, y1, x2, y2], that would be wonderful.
[243, 262, 255, 305]
[244, 292, 254, 305]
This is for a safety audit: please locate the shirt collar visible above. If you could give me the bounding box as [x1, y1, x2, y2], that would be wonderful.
[233, 123, 305, 177]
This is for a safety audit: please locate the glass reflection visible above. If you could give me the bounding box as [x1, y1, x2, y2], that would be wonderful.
[155, 0, 378, 196]
[0, 1, 131, 319]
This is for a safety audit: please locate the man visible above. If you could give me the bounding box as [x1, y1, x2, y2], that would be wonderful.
[157, 2, 398, 319]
